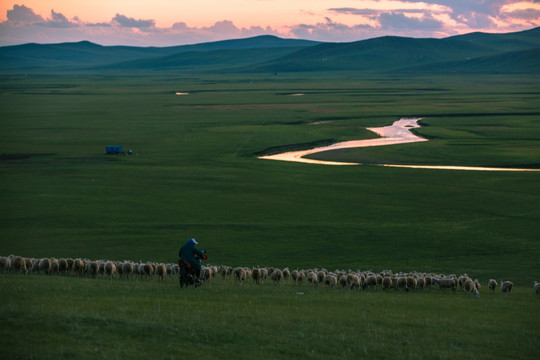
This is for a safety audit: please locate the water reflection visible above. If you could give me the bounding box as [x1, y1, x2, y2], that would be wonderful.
[258, 118, 540, 172]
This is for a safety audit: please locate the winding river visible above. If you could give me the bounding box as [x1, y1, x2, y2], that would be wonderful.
[258, 118, 540, 172]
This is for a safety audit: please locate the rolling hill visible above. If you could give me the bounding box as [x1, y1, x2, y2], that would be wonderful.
[0, 27, 538, 73]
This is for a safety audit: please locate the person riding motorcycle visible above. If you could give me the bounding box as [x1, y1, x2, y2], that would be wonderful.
[178, 237, 205, 279]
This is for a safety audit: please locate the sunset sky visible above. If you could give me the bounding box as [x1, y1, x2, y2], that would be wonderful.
[1, 1, 539, 46]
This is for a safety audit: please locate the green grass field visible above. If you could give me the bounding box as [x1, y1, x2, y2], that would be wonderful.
[1, 72, 539, 359]
[1, 274, 539, 360]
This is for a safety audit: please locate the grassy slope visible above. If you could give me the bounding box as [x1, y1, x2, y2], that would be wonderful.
[0, 72, 539, 358]
[1, 275, 539, 360]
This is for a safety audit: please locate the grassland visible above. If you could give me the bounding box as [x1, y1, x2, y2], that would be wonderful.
[1, 72, 539, 359]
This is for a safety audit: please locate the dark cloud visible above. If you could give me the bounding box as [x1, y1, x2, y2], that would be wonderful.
[112, 14, 155, 29]
[6, 4, 44, 23]
[379, 12, 444, 30]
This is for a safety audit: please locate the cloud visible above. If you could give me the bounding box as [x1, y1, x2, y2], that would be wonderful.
[290, 18, 373, 42]
[379, 12, 444, 30]
[37, 10, 79, 28]
[0, 3, 538, 46]
[112, 14, 155, 29]
[6, 4, 43, 23]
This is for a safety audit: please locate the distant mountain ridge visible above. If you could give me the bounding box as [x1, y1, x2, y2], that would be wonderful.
[1, 28, 539, 73]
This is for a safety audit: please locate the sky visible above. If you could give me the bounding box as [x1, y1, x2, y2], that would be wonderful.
[0, 1, 539, 46]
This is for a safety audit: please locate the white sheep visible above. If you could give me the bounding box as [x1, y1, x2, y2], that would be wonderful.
[271, 268, 283, 285]
[39, 258, 51, 275]
[363, 275, 377, 290]
[122, 261, 134, 279]
[499, 281, 514, 296]
[155, 263, 167, 281]
[87, 260, 99, 278]
[322, 274, 337, 288]
[282, 268, 290, 281]
[11, 256, 27, 274]
[488, 279, 497, 293]
[104, 261, 116, 279]
[72, 258, 85, 277]
[50, 258, 59, 275]
[306, 271, 318, 287]
[338, 275, 348, 289]
[251, 267, 262, 285]
[381, 276, 393, 290]
[534, 281, 540, 298]
[233, 267, 246, 285]
[432, 277, 457, 293]
[58, 258, 68, 275]
[463, 278, 480, 298]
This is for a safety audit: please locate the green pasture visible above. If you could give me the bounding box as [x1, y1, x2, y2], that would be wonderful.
[1, 274, 539, 360]
[0, 72, 539, 358]
[1, 73, 539, 279]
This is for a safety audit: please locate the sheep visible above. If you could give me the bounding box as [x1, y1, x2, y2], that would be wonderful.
[322, 274, 337, 288]
[348, 274, 361, 290]
[218, 265, 231, 280]
[432, 277, 457, 293]
[142, 263, 154, 279]
[251, 267, 262, 285]
[282, 268, 290, 281]
[50, 258, 59, 275]
[271, 268, 283, 285]
[260, 268, 268, 283]
[87, 260, 99, 278]
[72, 258, 85, 277]
[233, 267, 246, 285]
[104, 261, 116, 279]
[416, 277, 426, 291]
[122, 261, 134, 279]
[58, 258, 68, 275]
[39, 258, 51, 275]
[338, 275, 348, 289]
[406, 276, 417, 291]
[291, 270, 305, 286]
[155, 263, 167, 281]
[31, 259, 40, 274]
[11, 256, 27, 274]
[317, 270, 327, 284]
[66, 258, 74, 272]
[382, 276, 393, 290]
[534, 281, 540, 298]
[306, 271, 319, 287]
[488, 279, 497, 293]
[363, 275, 377, 290]
[200, 266, 212, 283]
[25, 258, 33, 273]
[474, 279, 481, 291]
[463, 278, 480, 298]
[98, 261, 106, 277]
[499, 281, 514, 296]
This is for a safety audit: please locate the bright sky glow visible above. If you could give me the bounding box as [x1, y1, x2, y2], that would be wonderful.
[0, 1, 538, 46]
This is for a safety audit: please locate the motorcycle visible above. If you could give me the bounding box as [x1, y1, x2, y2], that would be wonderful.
[178, 252, 207, 288]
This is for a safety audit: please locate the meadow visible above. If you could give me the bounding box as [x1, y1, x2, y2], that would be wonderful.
[1, 71, 539, 358]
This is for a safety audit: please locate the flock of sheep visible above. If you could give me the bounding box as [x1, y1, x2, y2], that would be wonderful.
[2, 254, 539, 298]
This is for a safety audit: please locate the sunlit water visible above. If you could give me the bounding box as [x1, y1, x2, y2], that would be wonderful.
[258, 118, 540, 172]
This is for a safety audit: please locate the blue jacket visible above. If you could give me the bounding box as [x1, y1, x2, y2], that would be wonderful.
[179, 241, 204, 270]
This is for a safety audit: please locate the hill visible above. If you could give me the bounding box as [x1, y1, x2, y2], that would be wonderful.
[245, 27, 540, 73]
[0, 35, 319, 71]
[0, 27, 539, 73]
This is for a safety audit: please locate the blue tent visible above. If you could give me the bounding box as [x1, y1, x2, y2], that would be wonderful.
[106, 145, 123, 154]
